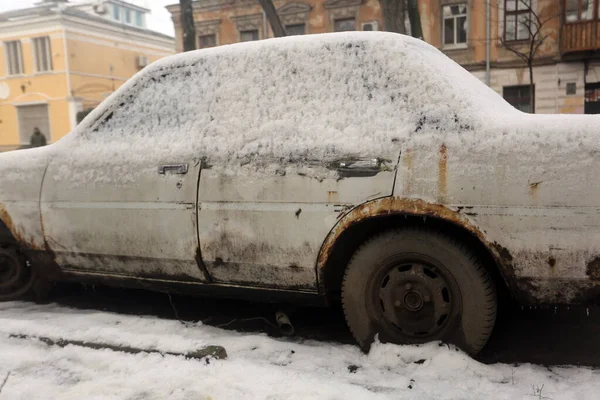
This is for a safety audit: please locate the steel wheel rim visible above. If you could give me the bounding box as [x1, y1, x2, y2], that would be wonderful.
[369, 254, 461, 340]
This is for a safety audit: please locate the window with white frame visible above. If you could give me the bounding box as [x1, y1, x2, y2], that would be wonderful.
[32, 36, 52, 72]
[135, 11, 144, 27]
[112, 4, 120, 21]
[125, 8, 131, 24]
[4, 40, 24, 75]
[442, 4, 468, 47]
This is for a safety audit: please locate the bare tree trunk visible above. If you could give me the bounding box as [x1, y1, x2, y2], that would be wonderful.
[180, 0, 196, 52]
[407, 0, 422, 38]
[528, 62, 535, 113]
[257, 0, 286, 37]
[379, 0, 406, 34]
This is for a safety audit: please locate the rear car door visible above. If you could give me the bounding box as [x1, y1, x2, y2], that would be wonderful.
[198, 156, 399, 291]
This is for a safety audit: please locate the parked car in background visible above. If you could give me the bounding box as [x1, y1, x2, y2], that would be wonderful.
[1, 32, 599, 356]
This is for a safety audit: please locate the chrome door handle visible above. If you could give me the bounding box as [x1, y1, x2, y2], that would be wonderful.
[337, 158, 384, 178]
[158, 163, 188, 175]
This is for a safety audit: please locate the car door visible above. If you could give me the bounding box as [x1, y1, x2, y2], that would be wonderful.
[40, 71, 209, 282]
[197, 156, 400, 291]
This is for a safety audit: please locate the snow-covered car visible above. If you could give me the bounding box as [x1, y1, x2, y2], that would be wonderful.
[1, 32, 599, 356]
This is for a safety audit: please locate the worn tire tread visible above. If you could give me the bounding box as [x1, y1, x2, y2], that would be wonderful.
[341, 227, 497, 355]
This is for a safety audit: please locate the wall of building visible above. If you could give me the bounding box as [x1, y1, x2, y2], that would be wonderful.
[0, 28, 70, 147]
[0, 10, 174, 148]
[170, 0, 384, 52]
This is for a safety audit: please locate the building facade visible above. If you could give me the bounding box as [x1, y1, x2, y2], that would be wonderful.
[0, 0, 174, 150]
[166, 0, 384, 52]
[168, 0, 600, 115]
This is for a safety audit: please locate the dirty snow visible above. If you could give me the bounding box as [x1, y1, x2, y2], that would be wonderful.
[0, 302, 597, 400]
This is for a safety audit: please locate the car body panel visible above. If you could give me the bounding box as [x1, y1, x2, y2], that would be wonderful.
[0, 147, 51, 250]
[198, 161, 397, 290]
[40, 152, 208, 282]
[391, 119, 600, 303]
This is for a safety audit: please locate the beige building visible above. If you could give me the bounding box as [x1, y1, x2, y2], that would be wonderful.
[166, 0, 384, 51]
[0, 0, 174, 150]
[168, 0, 600, 114]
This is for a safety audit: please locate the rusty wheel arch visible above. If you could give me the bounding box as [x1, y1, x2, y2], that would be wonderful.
[316, 197, 515, 303]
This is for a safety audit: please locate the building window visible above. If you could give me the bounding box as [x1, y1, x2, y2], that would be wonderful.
[566, 0, 595, 22]
[199, 34, 217, 48]
[4, 40, 23, 75]
[442, 4, 467, 47]
[286, 24, 306, 36]
[136, 11, 143, 27]
[240, 30, 259, 42]
[334, 18, 356, 32]
[112, 4, 120, 21]
[32, 36, 52, 73]
[503, 85, 533, 112]
[505, 0, 531, 41]
[125, 8, 131, 24]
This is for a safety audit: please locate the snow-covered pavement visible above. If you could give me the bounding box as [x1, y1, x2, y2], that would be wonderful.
[0, 301, 598, 400]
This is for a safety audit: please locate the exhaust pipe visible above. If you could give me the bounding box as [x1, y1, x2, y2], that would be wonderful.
[275, 311, 294, 336]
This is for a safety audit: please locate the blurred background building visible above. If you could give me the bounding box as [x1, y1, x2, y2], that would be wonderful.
[0, 0, 174, 150]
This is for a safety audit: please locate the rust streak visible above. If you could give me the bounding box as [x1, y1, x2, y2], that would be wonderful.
[328, 191, 338, 203]
[438, 144, 448, 203]
[403, 148, 413, 194]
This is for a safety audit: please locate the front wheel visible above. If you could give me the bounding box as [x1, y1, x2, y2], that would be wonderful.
[341, 228, 497, 356]
[0, 247, 49, 302]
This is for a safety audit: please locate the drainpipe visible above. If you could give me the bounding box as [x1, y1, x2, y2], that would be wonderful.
[485, 0, 491, 86]
[262, 9, 268, 40]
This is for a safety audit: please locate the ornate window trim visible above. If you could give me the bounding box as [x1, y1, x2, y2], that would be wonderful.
[231, 13, 264, 40]
[194, 19, 221, 48]
[278, 2, 312, 30]
[324, 0, 363, 31]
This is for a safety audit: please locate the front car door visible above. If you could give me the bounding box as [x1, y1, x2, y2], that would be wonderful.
[40, 71, 208, 282]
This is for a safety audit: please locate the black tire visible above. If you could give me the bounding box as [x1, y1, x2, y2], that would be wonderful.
[0, 246, 51, 302]
[342, 228, 497, 356]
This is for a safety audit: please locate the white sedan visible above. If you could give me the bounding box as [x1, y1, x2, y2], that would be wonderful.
[1, 32, 598, 356]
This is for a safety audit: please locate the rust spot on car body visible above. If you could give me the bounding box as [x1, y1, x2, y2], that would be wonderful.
[586, 257, 600, 280]
[438, 144, 448, 202]
[318, 197, 490, 271]
[316, 197, 531, 300]
[328, 191, 339, 203]
[403, 148, 413, 193]
[529, 181, 542, 202]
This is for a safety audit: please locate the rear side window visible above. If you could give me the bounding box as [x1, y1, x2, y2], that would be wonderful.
[88, 62, 217, 144]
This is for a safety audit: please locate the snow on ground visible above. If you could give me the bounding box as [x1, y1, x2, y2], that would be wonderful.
[0, 302, 598, 400]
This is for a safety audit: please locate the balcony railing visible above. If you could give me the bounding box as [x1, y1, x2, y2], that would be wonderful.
[562, 0, 600, 53]
[562, 19, 600, 53]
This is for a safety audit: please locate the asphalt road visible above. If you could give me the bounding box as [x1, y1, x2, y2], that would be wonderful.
[46, 283, 600, 367]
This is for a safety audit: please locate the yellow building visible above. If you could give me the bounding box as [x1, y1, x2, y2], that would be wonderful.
[0, 0, 174, 150]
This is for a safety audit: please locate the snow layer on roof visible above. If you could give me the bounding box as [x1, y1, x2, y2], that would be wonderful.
[48, 32, 521, 184]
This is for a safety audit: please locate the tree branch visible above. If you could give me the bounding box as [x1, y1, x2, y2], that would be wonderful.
[257, 0, 286, 37]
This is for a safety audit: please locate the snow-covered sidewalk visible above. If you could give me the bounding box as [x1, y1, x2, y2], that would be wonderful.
[0, 302, 597, 400]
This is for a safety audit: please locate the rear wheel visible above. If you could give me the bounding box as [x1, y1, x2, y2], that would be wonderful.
[0, 247, 48, 301]
[341, 228, 497, 356]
